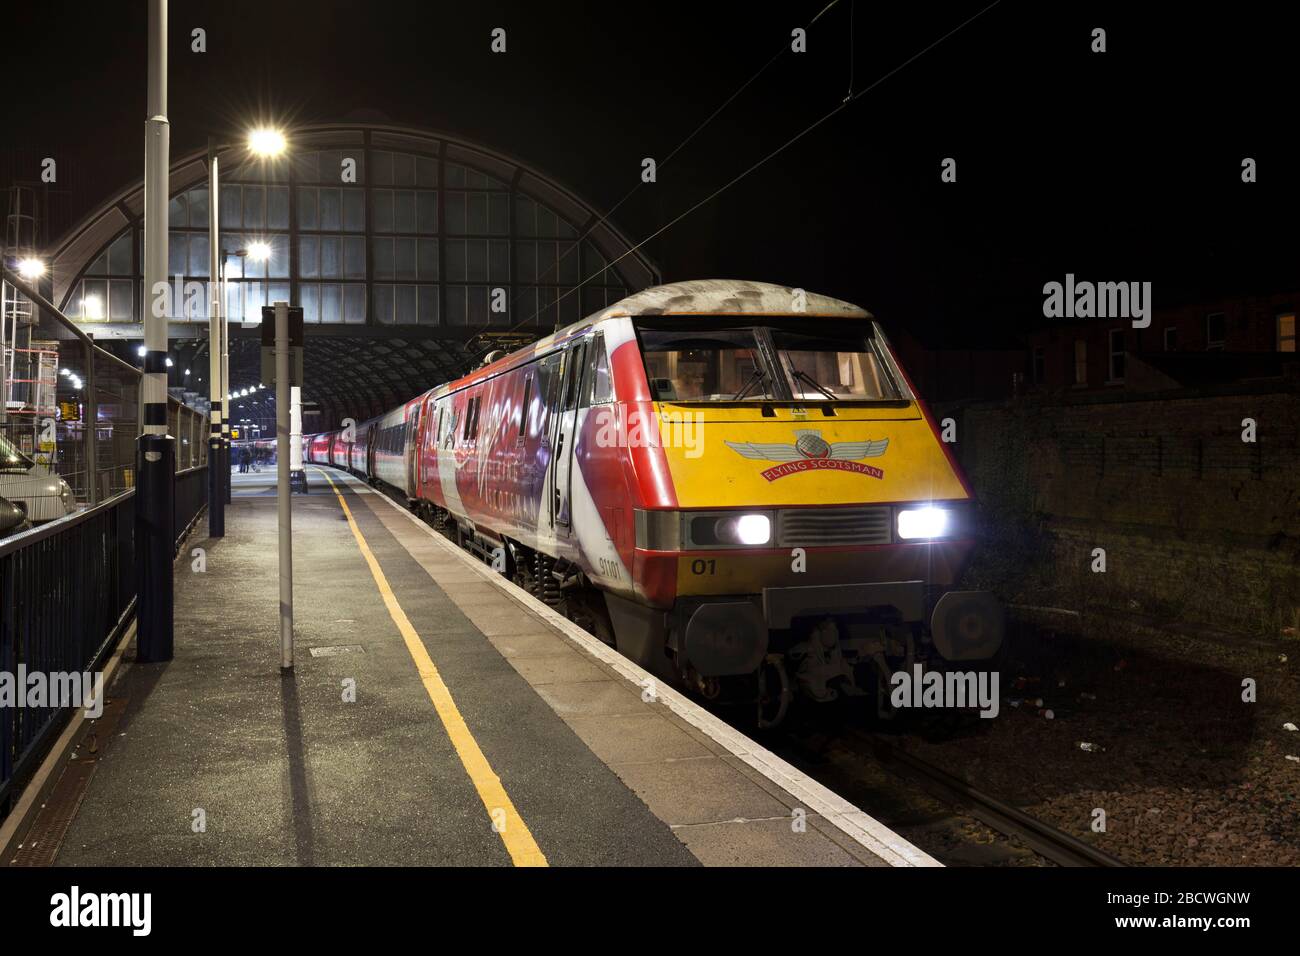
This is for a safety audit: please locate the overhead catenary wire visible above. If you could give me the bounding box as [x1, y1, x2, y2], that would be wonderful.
[843, 0, 856, 102]
[467, 0, 1002, 367]
[466, 0, 843, 342]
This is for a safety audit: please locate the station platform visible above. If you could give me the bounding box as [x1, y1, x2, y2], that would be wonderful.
[23, 467, 935, 868]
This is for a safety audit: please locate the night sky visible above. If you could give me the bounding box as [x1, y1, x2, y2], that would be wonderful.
[5, 1, 1296, 345]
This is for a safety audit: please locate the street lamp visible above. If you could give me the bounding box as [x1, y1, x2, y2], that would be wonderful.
[16, 258, 46, 280]
[248, 128, 287, 157]
[206, 125, 287, 530]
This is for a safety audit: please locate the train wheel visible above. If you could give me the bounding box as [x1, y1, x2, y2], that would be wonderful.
[755, 656, 792, 729]
[569, 592, 616, 647]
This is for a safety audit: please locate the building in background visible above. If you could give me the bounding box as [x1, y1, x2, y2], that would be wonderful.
[1024, 290, 1297, 394]
[37, 123, 658, 430]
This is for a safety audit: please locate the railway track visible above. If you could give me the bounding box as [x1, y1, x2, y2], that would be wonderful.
[845, 729, 1125, 867]
[376, 480, 1120, 867]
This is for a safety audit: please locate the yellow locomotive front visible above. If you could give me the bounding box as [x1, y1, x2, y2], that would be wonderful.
[604, 282, 1003, 726]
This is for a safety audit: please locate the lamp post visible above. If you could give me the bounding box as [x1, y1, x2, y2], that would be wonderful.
[217, 244, 268, 504]
[137, 0, 172, 662]
[206, 139, 222, 535]
[205, 128, 285, 532]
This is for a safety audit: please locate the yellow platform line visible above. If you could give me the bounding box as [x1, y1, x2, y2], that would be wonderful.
[316, 469, 548, 867]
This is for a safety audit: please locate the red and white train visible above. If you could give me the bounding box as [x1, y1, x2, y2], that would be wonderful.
[307, 280, 1002, 724]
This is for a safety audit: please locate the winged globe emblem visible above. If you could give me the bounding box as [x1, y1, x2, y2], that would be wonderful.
[724, 429, 888, 462]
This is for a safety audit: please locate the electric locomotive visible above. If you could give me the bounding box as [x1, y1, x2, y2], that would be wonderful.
[306, 280, 1003, 725]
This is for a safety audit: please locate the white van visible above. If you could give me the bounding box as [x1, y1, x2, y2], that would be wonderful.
[0, 431, 74, 524]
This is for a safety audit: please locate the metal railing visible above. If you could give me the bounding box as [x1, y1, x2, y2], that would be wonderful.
[174, 465, 207, 544]
[0, 491, 134, 812]
[0, 266, 213, 817]
[0, 466, 207, 815]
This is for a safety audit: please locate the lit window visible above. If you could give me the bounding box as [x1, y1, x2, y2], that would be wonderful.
[1278, 312, 1296, 353]
[82, 292, 105, 320]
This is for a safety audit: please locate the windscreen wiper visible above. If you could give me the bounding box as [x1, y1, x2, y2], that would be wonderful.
[731, 367, 769, 400]
[790, 368, 836, 400]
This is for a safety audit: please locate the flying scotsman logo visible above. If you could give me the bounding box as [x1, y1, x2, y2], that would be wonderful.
[724, 429, 888, 482]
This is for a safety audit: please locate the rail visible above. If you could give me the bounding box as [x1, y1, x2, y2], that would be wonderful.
[850, 729, 1125, 867]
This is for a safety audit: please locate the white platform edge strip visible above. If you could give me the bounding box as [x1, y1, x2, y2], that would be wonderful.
[330, 470, 941, 868]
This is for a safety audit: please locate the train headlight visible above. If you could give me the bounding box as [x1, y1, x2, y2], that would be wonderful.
[897, 506, 950, 540]
[722, 513, 772, 546]
[635, 510, 775, 550]
[690, 512, 772, 547]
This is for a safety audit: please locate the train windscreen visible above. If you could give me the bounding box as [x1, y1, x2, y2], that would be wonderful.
[636, 320, 904, 403]
[638, 327, 775, 402]
[771, 327, 904, 401]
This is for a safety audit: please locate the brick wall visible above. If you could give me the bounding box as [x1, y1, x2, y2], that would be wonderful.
[941, 383, 1300, 637]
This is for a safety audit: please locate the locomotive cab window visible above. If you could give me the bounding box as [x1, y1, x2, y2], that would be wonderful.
[635, 319, 904, 403]
[771, 327, 903, 401]
[638, 326, 774, 402]
[587, 333, 613, 405]
[561, 343, 587, 410]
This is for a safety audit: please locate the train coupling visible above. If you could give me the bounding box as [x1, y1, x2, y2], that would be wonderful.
[763, 581, 1005, 662]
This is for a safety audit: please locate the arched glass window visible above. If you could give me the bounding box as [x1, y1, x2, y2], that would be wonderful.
[56, 128, 652, 333]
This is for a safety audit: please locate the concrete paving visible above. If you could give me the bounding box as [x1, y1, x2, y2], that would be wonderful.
[55, 470, 690, 866]
[50, 466, 916, 867]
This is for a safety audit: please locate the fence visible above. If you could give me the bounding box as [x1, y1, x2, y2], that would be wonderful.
[0, 267, 211, 818]
[0, 491, 135, 812]
[0, 465, 208, 815]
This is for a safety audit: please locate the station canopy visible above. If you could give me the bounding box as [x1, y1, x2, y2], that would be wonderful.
[45, 122, 658, 431]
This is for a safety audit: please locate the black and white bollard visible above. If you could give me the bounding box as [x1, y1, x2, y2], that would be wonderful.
[135, 432, 175, 662]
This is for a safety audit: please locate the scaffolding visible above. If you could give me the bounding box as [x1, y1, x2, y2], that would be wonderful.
[2, 184, 44, 459]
